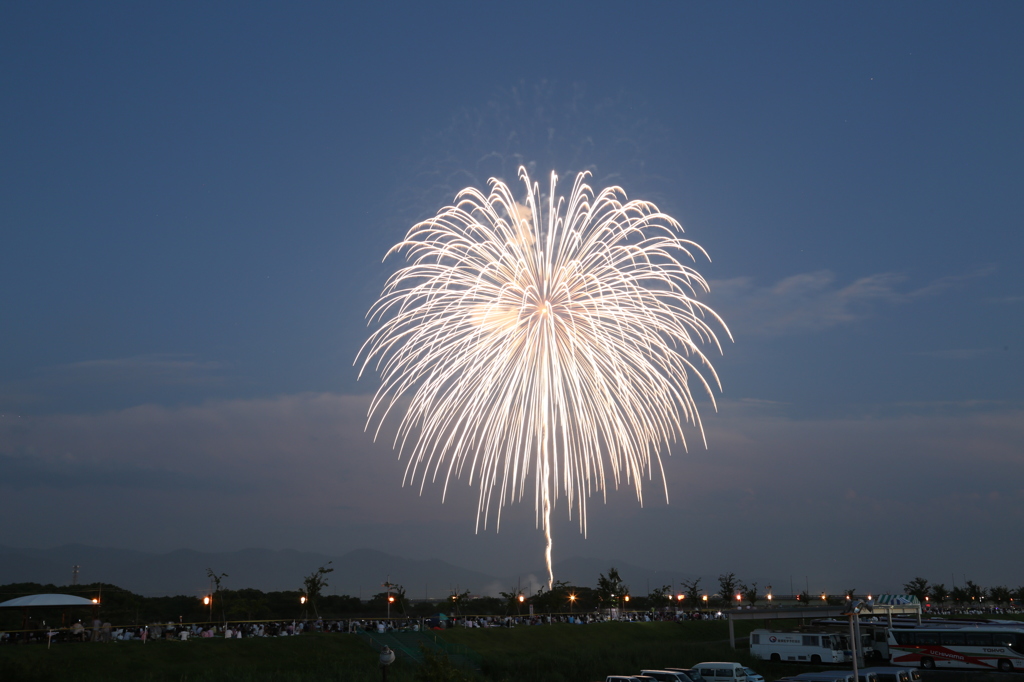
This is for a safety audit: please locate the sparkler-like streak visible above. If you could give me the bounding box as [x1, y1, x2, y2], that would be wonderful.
[358, 168, 730, 589]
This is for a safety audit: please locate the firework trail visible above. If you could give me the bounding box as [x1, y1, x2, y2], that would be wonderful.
[358, 167, 730, 589]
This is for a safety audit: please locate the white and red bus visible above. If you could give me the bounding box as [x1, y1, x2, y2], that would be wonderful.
[888, 626, 1024, 672]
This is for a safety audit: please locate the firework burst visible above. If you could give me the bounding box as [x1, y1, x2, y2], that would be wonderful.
[357, 167, 730, 587]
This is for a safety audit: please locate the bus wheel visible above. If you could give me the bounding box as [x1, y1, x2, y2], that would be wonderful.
[998, 659, 1013, 672]
[770, 654, 780, 663]
[920, 657, 935, 670]
[810, 655, 821, 664]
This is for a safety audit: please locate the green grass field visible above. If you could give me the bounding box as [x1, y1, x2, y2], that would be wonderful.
[0, 633, 418, 682]
[5, 616, 1024, 682]
[0, 620, 814, 682]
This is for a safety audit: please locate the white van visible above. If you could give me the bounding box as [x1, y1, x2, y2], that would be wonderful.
[859, 668, 919, 682]
[791, 673, 879, 682]
[641, 671, 690, 682]
[693, 662, 748, 680]
[789, 674, 856, 682]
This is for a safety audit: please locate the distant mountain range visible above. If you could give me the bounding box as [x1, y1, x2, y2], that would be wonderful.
[0, 545, 699, 599]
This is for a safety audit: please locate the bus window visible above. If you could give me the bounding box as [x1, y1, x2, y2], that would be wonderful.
[892, 631, 913, 645]
[802, 635, 819, 646]
[940, 632, 966, 646]
[992, 632, 1018, 649]
[917, 632, 940, 645]
[965, 632, 992, 647]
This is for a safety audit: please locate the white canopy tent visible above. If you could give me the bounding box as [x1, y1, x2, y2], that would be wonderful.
[0, 594, 97, 608]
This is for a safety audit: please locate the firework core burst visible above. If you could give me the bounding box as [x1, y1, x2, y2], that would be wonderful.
[357, 167, 731, 588]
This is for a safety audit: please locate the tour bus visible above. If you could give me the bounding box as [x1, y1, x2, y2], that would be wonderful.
[750, 629, 850, 663]
[887, 626, 1024, 671]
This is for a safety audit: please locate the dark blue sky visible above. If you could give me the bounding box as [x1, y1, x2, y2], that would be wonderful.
[2, 2, 1022, 593]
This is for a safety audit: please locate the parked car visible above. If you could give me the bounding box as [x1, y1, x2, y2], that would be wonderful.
[641, 670, 691, 682]
[858, 668, 920, 682]
[692, 662, 748, 680]
[741, 668, 764, 682]
[785, 672, 879, 682]
[665, 668, 706, 682]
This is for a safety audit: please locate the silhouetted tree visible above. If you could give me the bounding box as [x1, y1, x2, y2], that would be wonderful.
[989, 586, 1011, 606]
[206, 568, 228, 623]
[929, 583, 947, 605]
[499, 589, 524, 615]
[742, 582, 760, 606]
[903, 577, 929, 604]
[596, 567, 628, 607]
[649, 584, 673, 609]
[718, 573, 742, 605]
[680, 577, 703, 607]
[448, 588, 471, 616]
[965, 580, 985, 604]
[532, 580, 571, 613]
[302, 561, 334, 617]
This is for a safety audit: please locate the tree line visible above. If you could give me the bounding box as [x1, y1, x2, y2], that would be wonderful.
[902, 576, 1023, 607]
[4, 569, 1020, 630]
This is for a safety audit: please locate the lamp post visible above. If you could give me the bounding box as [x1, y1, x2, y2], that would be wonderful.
[844, 599, 870, 680]
[380, 645, 396, 682]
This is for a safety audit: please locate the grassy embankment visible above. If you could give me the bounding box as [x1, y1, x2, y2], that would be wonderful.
[0, 633, 415, 682]
[6, 615, 1024, 682]
[442, 619, 804, 682]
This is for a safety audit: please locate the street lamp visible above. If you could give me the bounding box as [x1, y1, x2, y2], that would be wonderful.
[380, 645, 396, 682]
[568, 593, 577, 613]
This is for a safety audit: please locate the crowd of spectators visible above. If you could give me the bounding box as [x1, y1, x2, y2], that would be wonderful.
[0, 608, 731, 644]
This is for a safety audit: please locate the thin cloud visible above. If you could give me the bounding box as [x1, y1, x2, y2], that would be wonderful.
[45, 354, 224, 386]
[708, 267, 993, 337]
[914, 348, 993, 360]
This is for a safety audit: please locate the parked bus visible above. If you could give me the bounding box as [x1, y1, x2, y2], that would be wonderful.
[888, 627, 1024, 671]
[750, 630, 850, 664]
